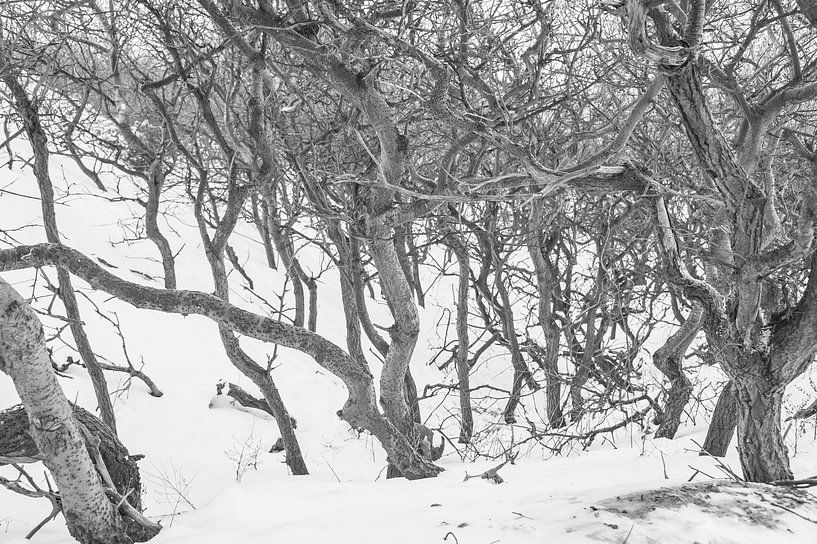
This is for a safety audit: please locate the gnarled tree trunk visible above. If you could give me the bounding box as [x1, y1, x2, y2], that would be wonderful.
[732, 371, 791, 481]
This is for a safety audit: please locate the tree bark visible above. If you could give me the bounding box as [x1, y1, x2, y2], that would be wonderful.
[250, 193, 278, 269]
[568, 257, 605, 422]
[0, 278, 130, 544]
[701, 380, 737, 457]
[368, 189, 424, 474]
[733, 372, 792, 481]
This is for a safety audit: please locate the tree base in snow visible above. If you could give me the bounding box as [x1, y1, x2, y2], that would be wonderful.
[0, 403, 158, 541]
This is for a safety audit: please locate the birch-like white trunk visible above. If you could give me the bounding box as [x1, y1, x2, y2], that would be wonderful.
[0, 277, 128, 544]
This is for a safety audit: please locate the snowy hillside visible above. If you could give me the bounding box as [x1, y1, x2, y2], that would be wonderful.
[2, 148, 817, 543]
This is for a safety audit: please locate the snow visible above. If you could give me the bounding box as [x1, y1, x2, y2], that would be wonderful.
[2, 151, 817, 543]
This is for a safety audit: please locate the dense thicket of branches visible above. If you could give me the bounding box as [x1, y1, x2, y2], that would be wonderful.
[2, 0, 817, 542]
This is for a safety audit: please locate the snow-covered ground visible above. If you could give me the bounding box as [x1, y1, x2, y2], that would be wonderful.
[2, 152, 816, 543]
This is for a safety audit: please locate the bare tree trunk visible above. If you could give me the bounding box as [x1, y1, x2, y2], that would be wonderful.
[0, 58, 117, 434]
[653, 303, 702, 439]
[440, 223, 473, 442]
[394, 224, 418, 306]
[349, 238, 390, 356]
[218, 326, 309, 475]
[493, 248, 538, 424]
[368, 189, 421, 448]
[701, 380, 737, 457]
[251, 193, 277, 269]
[733, 372, 792, 481]
[527, 201, 565, 428]
[0, 278, 129, 544]
[266, 201, 307, 328]
[405, 226, 425, 308]
[265, 193, 317, 331]
[144, 159, 177, 289]
[195, 179, 308, 476]
[569, 293, 600, 421]
[328, 226, 370, 364]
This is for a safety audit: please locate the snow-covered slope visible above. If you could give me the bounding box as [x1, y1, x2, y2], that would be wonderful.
[1, 152, 816, 543]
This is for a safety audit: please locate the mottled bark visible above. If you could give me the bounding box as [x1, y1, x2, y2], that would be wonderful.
[0, 279, 130, 544]
[701, 380, 737, 457]
[394, 225, 418, 306]
[368, 189, 422, 451]
[0, 403, 158, 542]
[0, 404, 142, 510]
[733, 371, 791, 481]
[405, 228, 425, 308]
[665, 61, 817, 481]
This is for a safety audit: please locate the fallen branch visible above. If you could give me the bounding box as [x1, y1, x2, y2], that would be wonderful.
[770, 476, 817, 489]
[463, 453, 518, 484]
[215, 382, 298, 428]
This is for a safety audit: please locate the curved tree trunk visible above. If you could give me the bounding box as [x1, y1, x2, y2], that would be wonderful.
[701, 380, 737, 457]
[653, 303, 702, 439]
[0, 278, 130, 544]
[369, 189, 424, 476]
[1, 243, 443, 480]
